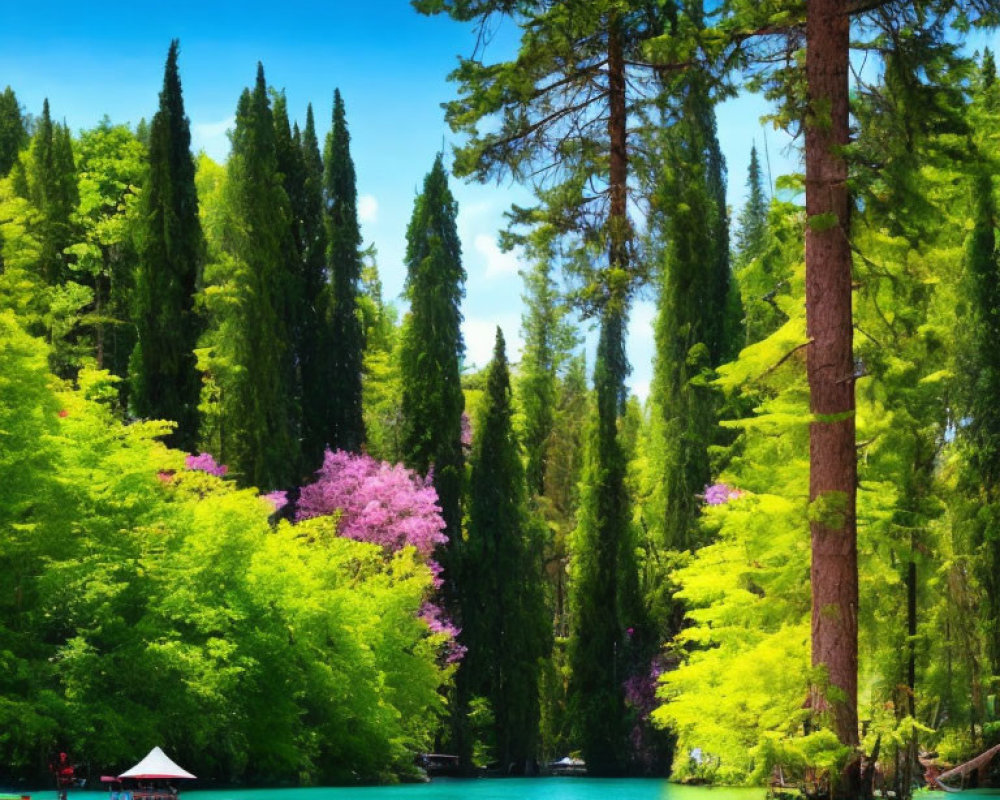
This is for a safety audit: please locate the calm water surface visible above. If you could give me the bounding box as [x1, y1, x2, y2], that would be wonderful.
[17, 785, 1000, 800]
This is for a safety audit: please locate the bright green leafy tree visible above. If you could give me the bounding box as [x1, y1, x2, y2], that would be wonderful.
[70, 119, 145, 391]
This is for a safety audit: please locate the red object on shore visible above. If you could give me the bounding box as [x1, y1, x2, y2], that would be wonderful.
[50, 753, 75, 788]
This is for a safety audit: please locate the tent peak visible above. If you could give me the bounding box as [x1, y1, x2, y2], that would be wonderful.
[118, 747, 196, 781]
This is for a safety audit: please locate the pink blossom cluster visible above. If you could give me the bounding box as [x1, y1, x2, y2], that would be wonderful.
[624, 658, 665, 716]
[297, 449, 447, 557]
[262, 490, 288, 512]
[703, 482, 743, 505]
[297, 450, 463, 661]
[625, 657, 669, 772]
[419, 602, 467, 664]
[185, 452, 228, 477]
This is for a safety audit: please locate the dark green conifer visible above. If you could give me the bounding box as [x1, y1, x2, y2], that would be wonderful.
[220, 63, 300, 488]
[735, 144, 769, 268]
[983, 47, 997, 91]
[960, 170, 1000, 673]
[0, 86, 26, 177]
[518, 239, 578, 498]
[298, 103, 334, 471]
[464, 327, 550, 772]
[271, 91, 310, 463]
[647, 73, 735, 565]
[324, 89, 365, 453]
[272, 93, 307, 246]
[568, 303, 641, 776]
[13, 99, 79, 285]
[400, 153, 465, 542]
[134, 117, 151, 147]
[400, 154, 467, 758]
[130, 40, 204, 450]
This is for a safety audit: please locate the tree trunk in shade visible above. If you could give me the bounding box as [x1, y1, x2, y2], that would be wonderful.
[805, 0, 859, 791]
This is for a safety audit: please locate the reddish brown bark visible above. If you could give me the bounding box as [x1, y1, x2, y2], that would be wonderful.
[805, 0, 859, 771]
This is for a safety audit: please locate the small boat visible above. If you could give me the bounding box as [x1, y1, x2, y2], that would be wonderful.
[548, 756, 586, 776]
[415, 753, 462, 777]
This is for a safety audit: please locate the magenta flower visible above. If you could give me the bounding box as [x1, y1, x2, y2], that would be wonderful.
[419, 602, 467, 663]
[298, 449, 447, 557]
[703, 482, 743, 505]
[185, 452, 228, 477]
[262, 490, 288, 512]
[298, 450, 462, 660]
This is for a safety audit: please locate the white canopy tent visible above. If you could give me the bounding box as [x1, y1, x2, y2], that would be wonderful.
[118, 747, 196, 781]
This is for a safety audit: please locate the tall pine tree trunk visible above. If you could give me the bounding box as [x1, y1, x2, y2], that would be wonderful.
[805, 0, 859, 787]
[572, 15, 631, 776]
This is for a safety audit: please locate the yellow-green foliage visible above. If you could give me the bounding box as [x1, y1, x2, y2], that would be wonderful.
[0, 310, 448, 782]
[653, 235, 812, 783]
[658, 102, 992, 782]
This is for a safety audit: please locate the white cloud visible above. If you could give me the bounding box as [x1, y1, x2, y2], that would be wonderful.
[630, 379, 651, 404]
[474, 233, 521, 279]
[191, 117, 234, 163]
[627, 300, 657, 404]
[358, 194, 378, 224]
[463, 315, 524, 370]
[631, 300, 657, 331]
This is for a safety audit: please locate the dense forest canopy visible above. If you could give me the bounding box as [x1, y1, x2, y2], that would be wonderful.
[4, 1, 1000, 795]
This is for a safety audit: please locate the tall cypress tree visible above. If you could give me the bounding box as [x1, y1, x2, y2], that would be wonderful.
[271, 91, 311, 468]
[464, 327, 550, 773]
[982, 47, 997, 95]
[0, 86, 25, 177]
[13, 99, 79, 286]
[400, 153, 465, 542]
[734, 143, 784, 346]
[568, 302, 642, 776]
[130, 40, 204, 450]
[647, 76, 732, 566]
[960, 169, 1000, 674]
[518, 236, 578, 498]
[734, 144, 769, 268]
[272, 93, 307, 258]
[298, 104, 333, 472]
[324, 89, 365, 453]
[400, 154, 466, 759]
[415, 1, 669, 770]
[218, 64, 300, 488]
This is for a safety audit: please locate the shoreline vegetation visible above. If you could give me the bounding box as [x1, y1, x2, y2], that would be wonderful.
[4, 1, 1000, 795]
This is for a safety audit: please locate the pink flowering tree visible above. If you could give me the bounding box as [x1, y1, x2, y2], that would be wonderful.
[298, 449, 462, 660]
[185, 452, 228, 477]
[298, 450, 447, 556]
[703, 482, 743, 505]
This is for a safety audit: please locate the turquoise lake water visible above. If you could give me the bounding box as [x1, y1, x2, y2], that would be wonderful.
[3, 786, 756, 800]
[11, 785, 997, 800]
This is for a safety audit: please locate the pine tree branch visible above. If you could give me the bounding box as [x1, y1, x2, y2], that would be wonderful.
[761, 340, 812, 380]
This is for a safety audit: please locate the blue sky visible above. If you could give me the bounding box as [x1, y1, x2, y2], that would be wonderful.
[0, 1, 800, 399]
